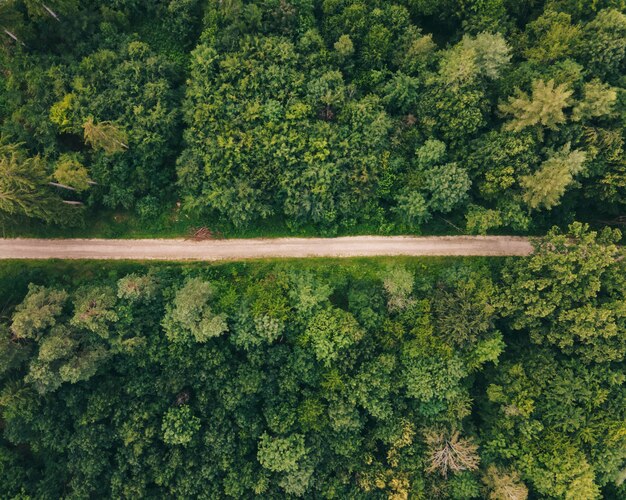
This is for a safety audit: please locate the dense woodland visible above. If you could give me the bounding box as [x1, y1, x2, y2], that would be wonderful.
[0, 223, 625, 498]
[2, 2, 626, 499]
[0, 0, 625, 234]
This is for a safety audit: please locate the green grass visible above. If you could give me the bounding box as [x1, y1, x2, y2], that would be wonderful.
[2, 198, 618, 240]
[0, 256, 505, 316]
[0, 205, 536, 239]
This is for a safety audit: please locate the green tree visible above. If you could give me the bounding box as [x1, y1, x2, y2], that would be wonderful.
[257, 433, 307, 473]
[54, 154, 91, 192]
[439, 32, 510, 86]
[25, 324, 108, 394]
[70, 286, 118, 338]
[416, 139, 447, 169]
[334, 34, 354, 58]
[465, 205, 503, 235]
[500, 222, 626, 362]
[433, 275, 497, 346]
[162, 278, 228, 343]
[423, 163, 472, 214]
[0, 143, 63, 222]
[483, 351, 625, 498]
[117, 273, 159, 304]
[0, 325, 29, 375]
[82, 117, 128, 154]
[393, 190, 430, 227]
[302, 307, 363, 366]
[162, 405, 201, 446]
[580, 9, 626, 79]
[11, 284, 68, 340]
[382, 266, 415, 312]
[523, 10, 581, 63]
[466, 32, 511, 80]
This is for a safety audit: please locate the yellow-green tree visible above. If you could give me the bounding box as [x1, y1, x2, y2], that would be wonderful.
[499, 80, 572, 131]
[0, 143, 62, 222]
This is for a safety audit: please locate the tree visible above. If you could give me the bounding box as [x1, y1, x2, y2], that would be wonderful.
[0, 1, 25, 45]
[483, 351, 624, 498]
[162, 278, 228, 343]
[418, 85, 488, 144]
[523, 10, 581, 63]
[54, 154, 92, 192]
[0, 143, 63, 222]
[500, 222, 626, 363]
[25, 324, 108, 394]
[334, 34, 354, 58]
[11, 284, 68, 339]
[499, 80, 573, 132]
[287, 271, 332, 318]
[382, 72, 421, 114]
[415, 139, 446, 169]
[0, 325, 29, 375]
[571, 79, 617, 121]
[424, 429, 480, 477]
[439, 32, 510, 86]
[433, 275, 496, 346]
[257, 433, 307, 473]
[117, 273, 159, 304]
[302, 307, 363, 366]
[520, 144, 586, 210]
[70, 286, 118, 339]
[466, 32, 511, 80]
[422, 163, 472, 214]
[580, 9, 626, 80]
[162, 405, 201, 446]
[393, 190, 430, 227]
[482, 465, 528, 500]
[465, 205, 503, 235]
[382, 266, 415, 311]
[82, 117, 128, 154]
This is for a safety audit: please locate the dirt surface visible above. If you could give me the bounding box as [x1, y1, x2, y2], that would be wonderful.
[0, 236, 534, 260]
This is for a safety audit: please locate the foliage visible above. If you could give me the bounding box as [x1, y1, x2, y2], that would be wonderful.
[520, 144, 587, 210]
[0, 142, 63, 222]
[499, 80, 573, 132]
[0, 248, 624, 497]
[0, 2, 624, 234]
[162, 405, 201, 446]
[500, 222, 626, 363]
[54, 154, 91, 192]
[11, 284, 68, 339]
[482, 465, 528, 500]
[82, 117, 128, 155]
[162, 277, 228, 343]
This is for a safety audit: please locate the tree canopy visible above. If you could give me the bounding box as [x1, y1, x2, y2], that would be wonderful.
[0, 1, 624, 234]
[1, 225, 624, 498]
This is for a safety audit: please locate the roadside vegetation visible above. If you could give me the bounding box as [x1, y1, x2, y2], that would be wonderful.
[1, 3, 625, 499]
[1, 223, 625, 498]
[0, 1, 625, 237]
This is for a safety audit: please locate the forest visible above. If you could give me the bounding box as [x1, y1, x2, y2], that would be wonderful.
[0, 223, 625, 498]
[2, 1, 626, 499]
[0, 0, 625, 235]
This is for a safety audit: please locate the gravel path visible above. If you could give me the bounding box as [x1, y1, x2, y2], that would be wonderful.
[0, 236, 534, 260]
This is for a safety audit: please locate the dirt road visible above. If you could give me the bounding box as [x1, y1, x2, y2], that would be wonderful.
[0, 236, 533, 260]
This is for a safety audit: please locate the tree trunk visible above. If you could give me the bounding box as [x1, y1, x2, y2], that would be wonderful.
[49, 181, 77, 191]
[42, 4, 60, 22]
